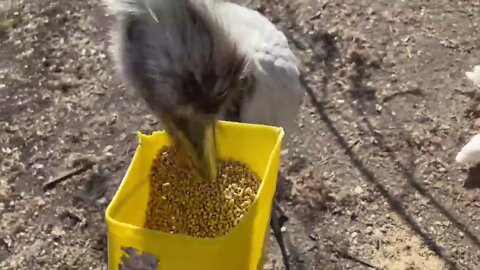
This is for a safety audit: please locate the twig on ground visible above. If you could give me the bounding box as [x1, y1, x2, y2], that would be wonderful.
[61, 208, 88, 228]
[382, 88, 424, 103]
[42, 162, 94, 191]
[333, 247, 379, 269]
[345, 139, 360, 153]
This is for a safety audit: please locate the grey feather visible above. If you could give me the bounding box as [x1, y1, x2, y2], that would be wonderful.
[106, 0, 304, 140]
[215, 3, 304, 143]
[107, 0, 247, 118]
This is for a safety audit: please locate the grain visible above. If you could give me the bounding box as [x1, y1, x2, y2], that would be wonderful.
[144, 146, 261, 238]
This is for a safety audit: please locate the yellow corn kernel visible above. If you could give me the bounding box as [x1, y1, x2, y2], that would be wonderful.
[144, 146, 260, 238]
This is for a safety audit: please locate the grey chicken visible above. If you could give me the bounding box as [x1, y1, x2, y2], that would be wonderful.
[106, 0, 305, 268]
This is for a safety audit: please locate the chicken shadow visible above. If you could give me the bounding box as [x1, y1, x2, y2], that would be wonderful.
[339, 45, 480, 254]
[464, 164, 480, 189]
[275, 9, 480, 270]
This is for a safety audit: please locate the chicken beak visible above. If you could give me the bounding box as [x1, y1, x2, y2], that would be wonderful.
[162, 115, 218, 181]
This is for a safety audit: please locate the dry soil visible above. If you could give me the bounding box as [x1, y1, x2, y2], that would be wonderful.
[1, 0, 480, 269]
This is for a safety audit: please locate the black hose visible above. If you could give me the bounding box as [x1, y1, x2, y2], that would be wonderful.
[270, 200, 290, 270]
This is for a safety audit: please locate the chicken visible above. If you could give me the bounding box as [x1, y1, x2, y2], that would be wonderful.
[456, 65, 480, 165]
[106, 0, 303, 180]
[465, 65, 480, 88]
[456, 134, 480, 164]
[105, 0, 304, 268]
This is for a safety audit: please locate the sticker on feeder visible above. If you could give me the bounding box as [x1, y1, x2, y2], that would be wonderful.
[119, 246, 160, 270]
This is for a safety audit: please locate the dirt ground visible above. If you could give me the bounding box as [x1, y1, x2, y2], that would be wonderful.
[1, 0, 480, 269]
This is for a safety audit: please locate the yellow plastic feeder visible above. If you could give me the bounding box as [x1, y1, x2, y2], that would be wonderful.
[105, 121, 284, 270]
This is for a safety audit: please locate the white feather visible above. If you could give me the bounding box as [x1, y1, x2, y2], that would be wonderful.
[216, 3, 304, 144]
[466, 65, 480, 87]
[456, 134, 480, 164]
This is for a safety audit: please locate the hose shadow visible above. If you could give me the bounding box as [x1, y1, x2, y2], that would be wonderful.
[299, 73, 459, 269]
[343, 49, 480, 251]
[464, 164, 480, 189]
[278, 11, 472, 270]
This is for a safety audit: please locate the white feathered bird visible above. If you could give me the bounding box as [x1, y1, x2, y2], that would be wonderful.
[456, 65, 480, 165]
[465, 65, 480, 88]
[105, 0, 304, 268]
[456, 134, 480, 164]
[106, 0, 303, 180]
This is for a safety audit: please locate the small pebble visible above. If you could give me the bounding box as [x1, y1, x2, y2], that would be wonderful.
[353, 186, 364, 194]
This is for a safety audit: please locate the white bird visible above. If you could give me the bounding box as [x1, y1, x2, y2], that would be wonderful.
[465, 65, 480, 87]
[105, 0, 305, 268]
[456, 65, 480, 165]
[456, 134, 480, 164]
